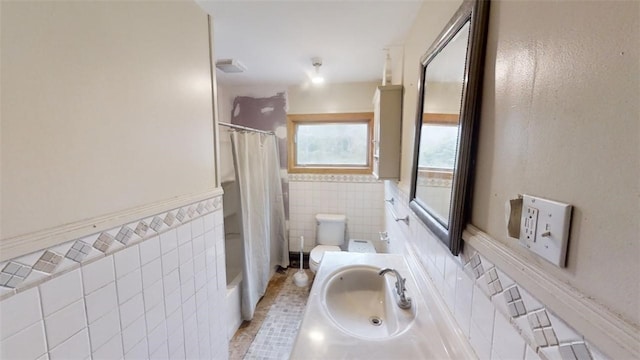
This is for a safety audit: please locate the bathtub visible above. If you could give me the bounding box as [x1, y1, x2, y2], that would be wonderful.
[226, 271, 243, 339]
[224, 231, 282, 339]
[225, 233, 242, 284]
[225, 233, 243, 338]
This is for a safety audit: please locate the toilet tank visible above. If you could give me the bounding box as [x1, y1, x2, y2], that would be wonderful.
[316, 214, 346, 246]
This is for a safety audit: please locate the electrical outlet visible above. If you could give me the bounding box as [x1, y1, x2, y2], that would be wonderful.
[522, 206, 539, 242]
[519, 195, 572, 267]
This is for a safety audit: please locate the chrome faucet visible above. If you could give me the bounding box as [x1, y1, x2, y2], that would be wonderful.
[378, 268, 412, 309]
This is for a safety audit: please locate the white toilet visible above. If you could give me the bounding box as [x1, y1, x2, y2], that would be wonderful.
[309, 214, 377, 273]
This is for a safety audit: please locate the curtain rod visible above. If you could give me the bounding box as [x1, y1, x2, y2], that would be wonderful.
[219, 122, 274, 135]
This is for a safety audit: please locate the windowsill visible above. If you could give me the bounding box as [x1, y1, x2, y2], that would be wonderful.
[288, 167, 372, 175]
[417, 168, 453, 180]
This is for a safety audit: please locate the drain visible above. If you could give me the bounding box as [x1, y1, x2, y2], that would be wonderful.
[369, 316, 383, 326]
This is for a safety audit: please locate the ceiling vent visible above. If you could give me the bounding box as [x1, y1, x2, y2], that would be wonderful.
[215, 59, 247, 73]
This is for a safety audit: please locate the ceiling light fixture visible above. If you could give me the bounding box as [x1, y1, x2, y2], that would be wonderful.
[311, 57, 324, 84]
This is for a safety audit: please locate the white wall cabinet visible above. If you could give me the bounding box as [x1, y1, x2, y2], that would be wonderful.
[372, 85, 403, 180]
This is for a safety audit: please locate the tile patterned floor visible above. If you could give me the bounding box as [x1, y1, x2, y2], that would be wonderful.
[230, 268, 313, 360]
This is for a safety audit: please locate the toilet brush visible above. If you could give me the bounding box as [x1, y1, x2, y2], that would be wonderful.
[293, 236, 309, 287]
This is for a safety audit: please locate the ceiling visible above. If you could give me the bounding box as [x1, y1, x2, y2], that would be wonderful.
[196, 1, 424, 86]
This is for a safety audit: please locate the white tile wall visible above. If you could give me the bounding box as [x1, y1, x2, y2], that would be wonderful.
[88, 308, 120, 350]
[162, 249, 180, 276]
[148, 320, 168, 354]
[81, 256, 114, 295]
[146, 301, 166, 332]
[470, 321, 493, 359]
[85, 282, 117, 323]
[150, 342, 170, 360]
[454, 267, 474, 338]
[44, 298, 87, 349]
[49, 328, 90, 360]
[526, 345, 542, 360]
[288, 180, 385, 252]
[492, 311, 526, 359]
[471, 284, 495, 345]
[177, 225, 191, 246]
[160, 229, 179, 254]
[125, 338, 149, 359]
[93, 333, 124, 360]
[120, 293, 145, 328]
[384, 182, 608, 360]
[114, 245, 140, 279]
[0, 287, 42, 341]
[0, 200, 229, 360]
[142, 257, 163, 287]
[0, 321, 48, 359]
[40, 269, 83, 316]
[117, 269, 143, 304]
[122, 315, 146, 353]
[140, 236, 161, 265]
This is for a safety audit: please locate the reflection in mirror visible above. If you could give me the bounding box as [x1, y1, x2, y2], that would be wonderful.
[415, 22, 470, 225]
[409, 0, 489, 256]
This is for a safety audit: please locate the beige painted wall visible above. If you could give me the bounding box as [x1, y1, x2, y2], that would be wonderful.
[473, 0, 639, 325]
[287, 82, 379, 114]
[1, 1, 216, 239]
[399, 0, 639, 327]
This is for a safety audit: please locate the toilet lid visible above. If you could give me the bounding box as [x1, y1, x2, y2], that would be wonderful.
[348, 239, 377, 253]
[310, 245, 341, 264]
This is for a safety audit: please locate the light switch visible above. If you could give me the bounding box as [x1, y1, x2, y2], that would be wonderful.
[519, 195, 572, 267]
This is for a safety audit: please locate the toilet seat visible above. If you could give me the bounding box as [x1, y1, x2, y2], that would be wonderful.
[309, 245, 341, 272]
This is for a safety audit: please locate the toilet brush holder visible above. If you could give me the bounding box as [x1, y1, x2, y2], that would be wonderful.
[293, 269, 309, 287]
[294, 236, 309, 287]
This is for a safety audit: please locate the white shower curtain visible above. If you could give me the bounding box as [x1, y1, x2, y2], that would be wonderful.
[231, 131, 288, 320]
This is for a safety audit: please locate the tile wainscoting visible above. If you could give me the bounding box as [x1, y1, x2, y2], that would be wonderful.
[384, 181, 612, 360]
[0, 194, 229, 360]
[288, 174, 384, 252]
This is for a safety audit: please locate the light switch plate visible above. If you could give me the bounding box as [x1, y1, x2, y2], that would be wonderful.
[519, 195, 572, 267]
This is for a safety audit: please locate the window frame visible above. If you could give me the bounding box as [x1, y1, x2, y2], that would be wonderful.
[287, 112, 374, 174]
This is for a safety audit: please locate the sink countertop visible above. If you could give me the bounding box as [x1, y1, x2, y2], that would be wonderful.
[290, 252, 474, 359]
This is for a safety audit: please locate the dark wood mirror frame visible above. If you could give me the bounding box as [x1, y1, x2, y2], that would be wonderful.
[410, 0, 490, 256]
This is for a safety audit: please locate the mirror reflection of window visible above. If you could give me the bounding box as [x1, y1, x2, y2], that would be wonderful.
[419, 124, 458, 171]
[417, 123, 458, 226]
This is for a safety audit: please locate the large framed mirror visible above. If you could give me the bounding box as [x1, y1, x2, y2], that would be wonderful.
[410, 0, 489, 255]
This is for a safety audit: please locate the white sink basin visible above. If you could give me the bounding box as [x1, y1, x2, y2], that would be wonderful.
[322, 265, 416, 339]
[291, 252, 477, 359]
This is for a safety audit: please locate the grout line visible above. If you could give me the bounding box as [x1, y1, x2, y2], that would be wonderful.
[36, 286, 49, 356]
[138, 240, 153, 358]
[111, 255, 126, 360]
[77, 267, 92, 356]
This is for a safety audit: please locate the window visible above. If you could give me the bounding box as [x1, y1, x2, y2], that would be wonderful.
[418, 113, 460, 180]
[287, 113, 374, 174]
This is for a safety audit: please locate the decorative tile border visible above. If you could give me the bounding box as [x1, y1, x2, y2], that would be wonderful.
[461, 247, 590, 359]
[464, 221, 635, 360]
[288, 173, 381, 183]
[417, 177, 453, 187]
[0, 189, 222, 263]
[0, 195, 223, 299]
[0, 262, 32, 288]
[33, 251, 63, 273]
